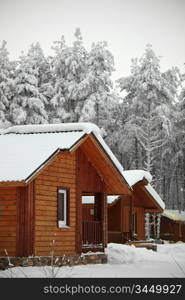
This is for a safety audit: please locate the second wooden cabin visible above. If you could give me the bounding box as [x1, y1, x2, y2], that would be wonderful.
[109, 170, 164, 243]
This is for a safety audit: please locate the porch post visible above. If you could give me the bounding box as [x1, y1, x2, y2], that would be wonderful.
[101, 192, 108, 249]
[76, 150, 82, 254]
[94, 193, 101, 221]
[129, 194, 134, 240]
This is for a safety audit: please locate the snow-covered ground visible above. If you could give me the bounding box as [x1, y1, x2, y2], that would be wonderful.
[0, 242, 185, 278]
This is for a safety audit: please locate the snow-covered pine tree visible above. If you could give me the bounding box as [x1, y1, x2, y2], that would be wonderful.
[0, 41, 14, 128]
[10, 47, 48, 125]
[27, 42, 54, 106]
[80, 41, 114, 127]
[117, 44, 179, 177]
[50, 29, 88, 123]
[174, 73, 185, 211]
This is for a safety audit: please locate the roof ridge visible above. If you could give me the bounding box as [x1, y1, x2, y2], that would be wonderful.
[2, 122, 100, 135]
[4, 130, 83, 135]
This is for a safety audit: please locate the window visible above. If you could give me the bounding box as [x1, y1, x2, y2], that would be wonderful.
[132, 212, 137, 236]
[58, 189, 68, 228]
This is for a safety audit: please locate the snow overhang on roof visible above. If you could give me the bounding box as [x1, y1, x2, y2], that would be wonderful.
[122, 170, 152, 187]
[162, 209, 185, 222]
[122, 169, 165, 211]
[0, 122, 125, 183]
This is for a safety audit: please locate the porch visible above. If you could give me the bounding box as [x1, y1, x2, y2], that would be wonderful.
[81, 193, 106, 252]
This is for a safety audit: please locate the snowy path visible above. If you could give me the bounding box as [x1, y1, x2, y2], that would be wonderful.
[0, 243, 185, 278]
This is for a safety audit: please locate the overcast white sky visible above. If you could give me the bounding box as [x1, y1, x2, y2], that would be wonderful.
[0, 0, 184, 79]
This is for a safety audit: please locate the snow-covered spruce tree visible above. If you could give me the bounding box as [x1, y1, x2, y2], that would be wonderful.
[117, 44, 179, 179]
[79, 41, 114, 127]
[172, 73, 185, 211]
[50, 28, 88, 123]
[27, 42, 54, 108]
[0, 41, 14, 128]
[9, 47, 48, 125]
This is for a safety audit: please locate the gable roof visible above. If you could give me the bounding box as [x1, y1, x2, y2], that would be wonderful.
[0, 123, 126, 185]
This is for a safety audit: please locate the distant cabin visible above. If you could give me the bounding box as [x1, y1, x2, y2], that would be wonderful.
[160, 210, 185, 242]
[0, 123, 131, 257]
[108, 170, 165, 243]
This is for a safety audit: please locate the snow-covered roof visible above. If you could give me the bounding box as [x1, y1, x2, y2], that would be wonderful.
[145, 184, 165, 210]
[0, 131, 85, 182]
[122, 170, 152, 187]
[162, 210, 185, 222]
[0, 122, 124, 182]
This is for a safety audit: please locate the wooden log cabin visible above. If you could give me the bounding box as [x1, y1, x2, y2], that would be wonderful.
[107, 170, 165, 243]
[160, 210, 185, 242]
[0, 123, 131, 257]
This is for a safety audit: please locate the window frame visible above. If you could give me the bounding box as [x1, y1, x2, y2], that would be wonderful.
[57, 188, 69, 228]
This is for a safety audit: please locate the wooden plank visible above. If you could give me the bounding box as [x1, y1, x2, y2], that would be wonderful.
[0, 181, 25, 187]
[0, 221, 17, 225]
[35, 241, 75, 247]
[35, 246, 75, 251]
[35, 180, 76, 187]
[0, 241, 16, 246]
[0, 233, 16, 237]
[1, 211, 16, 216]
[35, 205, 57, 211]
[0, 226, 16, 231]
[0, 189, 17, 195]
[0, 236, 16, 241]
[35, 230, 76, 236]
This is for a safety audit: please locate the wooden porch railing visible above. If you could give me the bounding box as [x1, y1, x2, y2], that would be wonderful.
[82, 220, 102, 246]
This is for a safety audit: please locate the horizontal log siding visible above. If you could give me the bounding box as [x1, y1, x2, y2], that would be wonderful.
[0, 188, 17, 256]
[34, 152, 76, 256]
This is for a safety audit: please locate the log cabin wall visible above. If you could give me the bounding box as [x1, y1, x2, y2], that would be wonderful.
[160, 217, 185, 242]
[34, 151, 77, 256]
[0, 187, 17, 256]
